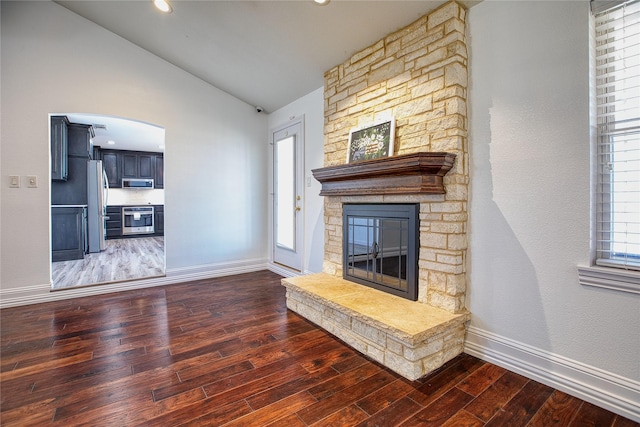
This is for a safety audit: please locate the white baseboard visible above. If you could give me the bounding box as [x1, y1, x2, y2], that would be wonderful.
[267, 262, 303, 278]
[0, 283, 55, 308]
[464, 326, 640, 423]
[166, 258, 268, 282]
[0, 258, 269, 309]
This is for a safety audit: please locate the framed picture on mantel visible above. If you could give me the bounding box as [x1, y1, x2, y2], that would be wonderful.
[347, 118, 395, 163]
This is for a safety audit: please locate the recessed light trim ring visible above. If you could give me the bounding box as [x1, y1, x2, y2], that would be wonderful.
[153, 0, 173, 14]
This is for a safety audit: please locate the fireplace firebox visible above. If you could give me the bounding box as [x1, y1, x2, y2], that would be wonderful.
[343, 204, 419, 301]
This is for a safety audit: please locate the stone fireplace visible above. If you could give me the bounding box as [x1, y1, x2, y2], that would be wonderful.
[282, 1, 470, 380]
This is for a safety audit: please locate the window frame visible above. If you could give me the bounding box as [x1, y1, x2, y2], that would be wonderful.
[579, 0, 640, 294]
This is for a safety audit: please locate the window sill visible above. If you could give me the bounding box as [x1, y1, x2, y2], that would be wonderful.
[577, 265, 640, 295]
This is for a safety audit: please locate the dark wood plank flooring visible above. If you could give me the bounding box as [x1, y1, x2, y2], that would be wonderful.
[1, 270, 637, 426]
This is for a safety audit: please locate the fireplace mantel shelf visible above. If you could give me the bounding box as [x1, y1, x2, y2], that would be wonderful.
[312, 152, 456, 196]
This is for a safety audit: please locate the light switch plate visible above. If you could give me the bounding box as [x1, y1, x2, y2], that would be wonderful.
[9, 175, 20, 188]
[26, 175, 38, 188]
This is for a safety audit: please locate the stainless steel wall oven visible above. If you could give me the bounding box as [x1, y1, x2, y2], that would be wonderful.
[122, 206, 154, 235]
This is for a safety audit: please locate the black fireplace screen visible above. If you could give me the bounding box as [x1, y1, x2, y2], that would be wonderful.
[343, 204, 418, 301]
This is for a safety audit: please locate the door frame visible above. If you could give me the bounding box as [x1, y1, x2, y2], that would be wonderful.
[270, 116, 305, 273]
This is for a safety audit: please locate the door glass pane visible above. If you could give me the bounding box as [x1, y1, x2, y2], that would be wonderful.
[276, 136, 295, 250]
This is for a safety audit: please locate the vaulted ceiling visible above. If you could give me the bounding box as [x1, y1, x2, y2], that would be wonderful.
[57, 1, 459, 114]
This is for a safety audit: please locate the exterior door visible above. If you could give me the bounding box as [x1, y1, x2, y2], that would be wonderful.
[273, 120, 304, 271]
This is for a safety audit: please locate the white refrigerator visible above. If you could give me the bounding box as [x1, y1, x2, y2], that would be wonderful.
[87, 160, 109, 253]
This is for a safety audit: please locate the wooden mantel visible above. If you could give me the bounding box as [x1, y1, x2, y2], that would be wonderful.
[312, 152, 456, 196]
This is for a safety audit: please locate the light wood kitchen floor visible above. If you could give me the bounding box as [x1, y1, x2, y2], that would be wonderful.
[51, 237, 165, 290]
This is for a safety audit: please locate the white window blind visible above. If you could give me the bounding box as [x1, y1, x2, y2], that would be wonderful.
[594, 0, 640, 270]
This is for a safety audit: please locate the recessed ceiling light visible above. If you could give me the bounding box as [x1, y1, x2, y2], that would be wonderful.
[153, 0, 172, 13]
[313, 0, 330, 5]
[107, 140, 116, 145]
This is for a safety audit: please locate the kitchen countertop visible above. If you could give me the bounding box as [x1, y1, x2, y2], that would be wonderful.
[52, 204, 88, 208]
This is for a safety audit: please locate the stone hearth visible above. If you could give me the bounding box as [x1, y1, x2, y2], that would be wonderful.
[283, 273, 469, 381]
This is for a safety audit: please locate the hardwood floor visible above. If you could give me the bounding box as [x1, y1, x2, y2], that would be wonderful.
[1, 271, 637, 426]
[51, 237, 165, 290]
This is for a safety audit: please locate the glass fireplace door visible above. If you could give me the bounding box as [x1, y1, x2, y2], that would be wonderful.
[343, 204, 418, 300]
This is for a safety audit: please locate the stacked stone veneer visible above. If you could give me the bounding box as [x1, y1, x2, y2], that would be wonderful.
[323, 1, 469, 314]
[285, 1, 470, 381]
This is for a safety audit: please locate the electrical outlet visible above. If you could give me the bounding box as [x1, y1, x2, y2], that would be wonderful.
[9, 175, 20, 188]
[26, 175, 38, 188]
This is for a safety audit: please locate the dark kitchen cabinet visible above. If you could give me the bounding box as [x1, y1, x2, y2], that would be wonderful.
[51, 156, 88, 205]
[51, 116, 69, 181]
[106, 206, 123, 239]
[121, 153, 138, 179]
[101, 151, 120, 188]
[51, 206, 87, 262]
[97, 149, 163, 188]
[122, 152, 153, 179]
[154, 155, 164, 189]
[51, 117, 94, 206]
[154, 205, 164, 236]
[67, 123, 94, 159]
[138, 154, 154, 179]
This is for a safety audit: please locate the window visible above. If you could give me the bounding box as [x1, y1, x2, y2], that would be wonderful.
[579, 0, 640, 294]
[594, 0, 640, 271]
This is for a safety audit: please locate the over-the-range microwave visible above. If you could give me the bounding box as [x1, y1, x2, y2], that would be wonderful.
[122, 178, 154, 189]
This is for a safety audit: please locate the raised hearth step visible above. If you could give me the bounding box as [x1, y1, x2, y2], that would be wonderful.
[282, 273, 470, 381]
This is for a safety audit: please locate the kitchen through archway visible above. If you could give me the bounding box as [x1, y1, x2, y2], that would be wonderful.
[50, 113, 166, 289]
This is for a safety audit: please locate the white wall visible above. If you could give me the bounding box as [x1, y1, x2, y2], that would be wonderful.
[267, 88, 325, 274]
[1, 1, 268, 304]
[2, 0, 638, 419]
[467, 1, 639, 419]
